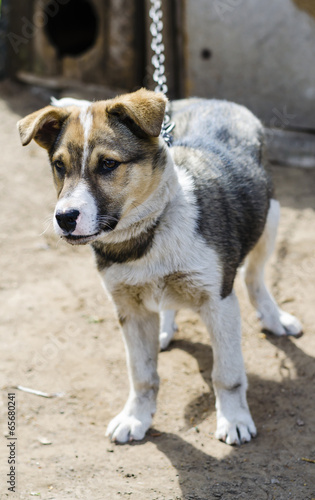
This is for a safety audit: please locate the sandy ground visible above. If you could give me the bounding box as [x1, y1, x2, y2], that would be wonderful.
[0, 81, 315, 500]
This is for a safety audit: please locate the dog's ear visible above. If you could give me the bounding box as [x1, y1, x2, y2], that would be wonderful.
[107, 88, 167, 138]
[17, 106, 71, 150]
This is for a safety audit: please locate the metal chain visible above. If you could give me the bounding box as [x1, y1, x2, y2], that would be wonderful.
[149, 0, 175, 147]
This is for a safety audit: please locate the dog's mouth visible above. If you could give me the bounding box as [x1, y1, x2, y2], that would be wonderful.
[59, 216, 120, 245]
[62, 232, 101, 245]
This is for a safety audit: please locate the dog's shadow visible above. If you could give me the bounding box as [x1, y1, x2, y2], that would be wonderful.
[168, 339, 215, 427]
[140, 334, 315, 499]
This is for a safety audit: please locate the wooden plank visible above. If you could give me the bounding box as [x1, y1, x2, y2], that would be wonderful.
[16, 71, 127, 101]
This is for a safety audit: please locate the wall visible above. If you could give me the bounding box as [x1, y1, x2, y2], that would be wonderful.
[183, 0, 315, 129]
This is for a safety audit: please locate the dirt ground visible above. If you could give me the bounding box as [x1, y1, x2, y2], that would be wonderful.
[0, 81, 315, 500]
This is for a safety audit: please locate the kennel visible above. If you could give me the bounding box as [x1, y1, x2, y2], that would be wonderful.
[0, 0, 10, 78]
[6, 0, 181, 97]
[7, 0, 146, 95]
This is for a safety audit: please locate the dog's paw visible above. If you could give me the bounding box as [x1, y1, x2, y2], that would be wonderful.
[278, 310, 303, 336]
[215, 411, 257, 446]
[106, 411, 151, 444]
[260, 309, 302, 337]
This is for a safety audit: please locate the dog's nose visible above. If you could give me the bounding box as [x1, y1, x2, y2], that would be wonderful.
[55, 209, 80, 233]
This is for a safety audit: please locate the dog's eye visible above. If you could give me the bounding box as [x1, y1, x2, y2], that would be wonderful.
[53, 160, 65, 177]
[100, 159, 120, 172]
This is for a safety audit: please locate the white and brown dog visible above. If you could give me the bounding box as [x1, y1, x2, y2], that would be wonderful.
[18, 89, 302, 445]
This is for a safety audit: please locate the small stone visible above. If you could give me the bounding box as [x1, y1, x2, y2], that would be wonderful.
[271, 478, 280, 484]
[39, 437, 52, 445]
[296, 419, 305, 426]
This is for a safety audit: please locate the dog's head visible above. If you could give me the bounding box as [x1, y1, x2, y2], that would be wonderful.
[18, 89, 167, 245]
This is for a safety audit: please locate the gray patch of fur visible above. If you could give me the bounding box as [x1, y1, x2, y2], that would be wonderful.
[170, 99, 273, 297]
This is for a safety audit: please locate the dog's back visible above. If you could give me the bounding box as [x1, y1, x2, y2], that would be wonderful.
[170, 99, 274, 297]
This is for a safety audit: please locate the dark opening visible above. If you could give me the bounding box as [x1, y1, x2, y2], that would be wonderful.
[45, 0, 99, 57]
[201, 48, 212, 60]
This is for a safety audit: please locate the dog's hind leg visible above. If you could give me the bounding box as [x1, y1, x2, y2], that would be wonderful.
[106, 310, 160, 443]
[159, 310, 178, 350]
[201, 291, 257, 445]
[242, 199, 302, 336]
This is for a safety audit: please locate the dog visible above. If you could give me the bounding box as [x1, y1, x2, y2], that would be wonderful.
[17, 88, 302, 445]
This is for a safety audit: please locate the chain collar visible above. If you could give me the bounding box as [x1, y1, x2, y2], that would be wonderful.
[149, 0, 175, 147]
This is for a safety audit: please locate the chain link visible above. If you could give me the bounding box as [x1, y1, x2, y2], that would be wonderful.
[149, 0, 175, 146]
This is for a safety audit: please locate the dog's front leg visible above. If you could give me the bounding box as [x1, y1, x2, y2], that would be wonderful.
[201, 291, 257, 445]
[106, 310, 160, 443]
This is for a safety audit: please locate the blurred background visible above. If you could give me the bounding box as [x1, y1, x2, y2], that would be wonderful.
[1, 0, 315, 167]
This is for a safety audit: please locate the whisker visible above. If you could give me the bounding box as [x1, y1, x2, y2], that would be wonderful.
[102, 224, 114, 230]
[97, 215, 120, 230]
[43, 214, 54, 224]
[97, 215, 120, 223]
[39, 217, 53, 237]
